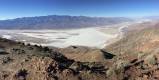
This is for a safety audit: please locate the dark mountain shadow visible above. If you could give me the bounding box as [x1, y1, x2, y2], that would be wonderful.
[101, 50, 115, 59]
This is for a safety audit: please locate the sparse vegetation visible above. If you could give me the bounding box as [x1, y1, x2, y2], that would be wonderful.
[15, 69, 28, 80]
[145, 54, 157, 65]
[2, 56, 13, 64]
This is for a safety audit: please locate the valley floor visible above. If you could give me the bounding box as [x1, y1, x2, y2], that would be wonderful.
[0, 21, 140, 48]
[0, 27, 119, 48]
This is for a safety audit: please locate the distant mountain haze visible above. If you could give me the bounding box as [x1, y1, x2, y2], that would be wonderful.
[0, 15, 132, 29]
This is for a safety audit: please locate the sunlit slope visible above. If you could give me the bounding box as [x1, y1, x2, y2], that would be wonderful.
[105, 22, 159, 55]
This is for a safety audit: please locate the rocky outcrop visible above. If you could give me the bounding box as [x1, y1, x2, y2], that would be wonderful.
[59, 46, 115, 62]
[0, 38, 108, 80]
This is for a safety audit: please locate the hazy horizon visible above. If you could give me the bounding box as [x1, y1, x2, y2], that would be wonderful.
[0, 14, 155, 21]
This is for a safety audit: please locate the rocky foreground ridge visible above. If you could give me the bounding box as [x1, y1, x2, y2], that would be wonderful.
[0, 38, 111, 80]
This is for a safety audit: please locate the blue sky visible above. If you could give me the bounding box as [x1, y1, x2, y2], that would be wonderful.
[0, 0, 159, 20]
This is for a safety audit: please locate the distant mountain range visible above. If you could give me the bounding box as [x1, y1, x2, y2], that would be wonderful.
[0, 15, 132, 29]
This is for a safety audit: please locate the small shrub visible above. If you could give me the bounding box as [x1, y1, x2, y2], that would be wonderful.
[15, 69, 28, 80]
[116, 60, 130, 70]
[2, 57, 13, 64]
[145, 54, 157, 65]
[106, 67, 115, 77]
[138, 52, 146, 59]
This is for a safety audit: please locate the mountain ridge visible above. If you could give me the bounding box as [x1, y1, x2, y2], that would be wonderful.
[0, 15, 132, 29]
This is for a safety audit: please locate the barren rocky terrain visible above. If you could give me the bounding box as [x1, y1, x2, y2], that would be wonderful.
[1, 21, 159, 80]
[0, 38, 109, 80]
